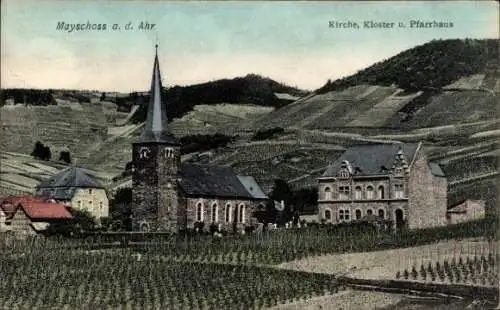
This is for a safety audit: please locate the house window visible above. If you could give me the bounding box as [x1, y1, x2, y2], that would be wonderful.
[394, 184, 404, 198]
[88, 201, 93, 208]
[99, 201, 103, 210]
[339, 210, 345, 221]
[225, 203, 232, 222]
[77, 200, 82, 208]
[339, 170, 349, 179]
[324, 187, 332, 200]
[378, 209, 385, 219]
[344, 209, 350, 221]
[211, 203, 218, 223]
[196, 202, 204, 222]
[324, 209, 332, 221]
[338, 186, 350, 200]
[238, 204, 245, 223]
[378, 186, 385, 199]
[366, 186, 374, 199]
[366, 209, 373, 216]
[355, 209, 362, 220]
[354, 186, 362, 200]
[89, 189, 92, 194]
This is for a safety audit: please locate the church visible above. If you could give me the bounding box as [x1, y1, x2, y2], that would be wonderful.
[131, 46, 269, 232]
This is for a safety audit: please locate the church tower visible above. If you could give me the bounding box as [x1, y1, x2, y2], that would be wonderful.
[131, 45, 184, 232]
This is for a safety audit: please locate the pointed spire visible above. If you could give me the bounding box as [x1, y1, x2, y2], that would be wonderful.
[139, 44, 178, 144]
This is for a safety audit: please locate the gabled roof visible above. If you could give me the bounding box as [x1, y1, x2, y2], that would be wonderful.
[429, 162, 445, 177]
[138, 45, 179, 145]
[1, 195, 49, 217]
[179, 163, 264, 199]
[16, 202, 73, 220]
[37, 167, 103, 189]
[321, 142, 442, 177]
[237, 176, 268, 199]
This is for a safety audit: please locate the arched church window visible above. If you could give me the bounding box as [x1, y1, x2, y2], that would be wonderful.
[225, 203, 232, 222]
[238, 204, 245, 223]
[211, 203, 219, 223]
[196, 202, 204, 222]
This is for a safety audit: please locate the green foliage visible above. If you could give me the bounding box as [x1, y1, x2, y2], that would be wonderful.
[130, 74, 307, 124]
[109, 188, 132, 231]
[0, 88, 56, 106]
[31, 141, 51, 161]
[252, 127, 285, 141]
[318, 39, 498, 93]
[45, 209, 97, 236]
[58, 151, 71, 164]
[180, 134, 236, 155]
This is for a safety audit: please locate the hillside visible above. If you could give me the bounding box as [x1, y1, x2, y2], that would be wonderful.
[128, 74, 308, 124]
[0, 39, 498, 211]
[317, 39, 499, 93]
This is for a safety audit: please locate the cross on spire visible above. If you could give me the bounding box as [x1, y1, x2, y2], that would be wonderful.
[138, 44, 179, 144]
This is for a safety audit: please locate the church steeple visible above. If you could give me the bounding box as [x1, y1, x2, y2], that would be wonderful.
[139, 44, 178, 144]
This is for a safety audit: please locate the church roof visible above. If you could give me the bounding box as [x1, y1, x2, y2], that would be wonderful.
[138, 45, 179, 145]
[237, 176, 269, 199]
[37, 166, 103, 189]
[179, 163, 267, 199]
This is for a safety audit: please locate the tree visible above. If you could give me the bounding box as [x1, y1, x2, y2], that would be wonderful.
[59, 151, 71, 164]
[45, 209, 96, 236]
[269, 179, 294, 225]
[108, 187, 133, 231]
[31, 141, 51, 161]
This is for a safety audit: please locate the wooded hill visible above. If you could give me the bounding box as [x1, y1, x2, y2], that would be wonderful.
[317, 39, 499, 93]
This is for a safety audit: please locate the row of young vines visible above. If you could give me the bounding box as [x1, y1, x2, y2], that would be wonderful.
[0, 246, 339, 309]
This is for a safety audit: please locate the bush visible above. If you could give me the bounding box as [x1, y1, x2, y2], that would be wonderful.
[31, 141, 51, 161]
[59, 151, 71, 164]
[252, 127, 285, 141]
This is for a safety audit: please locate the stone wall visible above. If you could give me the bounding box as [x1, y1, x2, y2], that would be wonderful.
[447, 200, 486, 225]
[9, 210, 36, 235]
[186, 197, 261, 231]
[408, 148, 446, 229]
[318, 201, 409, 224]
[132, 143, 184, 232]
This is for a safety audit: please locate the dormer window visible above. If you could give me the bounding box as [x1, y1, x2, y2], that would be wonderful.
[339, 170, 350, 179]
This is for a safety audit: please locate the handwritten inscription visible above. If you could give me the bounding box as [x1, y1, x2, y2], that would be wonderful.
[56, 21, 156, 33]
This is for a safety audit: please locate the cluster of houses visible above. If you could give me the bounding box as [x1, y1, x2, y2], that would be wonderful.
[0, 46, 486, 236]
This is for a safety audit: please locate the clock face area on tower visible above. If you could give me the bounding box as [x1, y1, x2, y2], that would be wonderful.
[138, 146, 151, 159]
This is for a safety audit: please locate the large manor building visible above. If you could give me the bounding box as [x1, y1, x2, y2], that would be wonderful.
[317, 143, 448, 230]
[131, 46, 268, 232]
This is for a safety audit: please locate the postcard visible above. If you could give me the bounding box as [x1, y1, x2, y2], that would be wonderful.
[1, 1, 498, 309]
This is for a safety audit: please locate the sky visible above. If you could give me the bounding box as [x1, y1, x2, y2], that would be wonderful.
[1, 1, 498, 92]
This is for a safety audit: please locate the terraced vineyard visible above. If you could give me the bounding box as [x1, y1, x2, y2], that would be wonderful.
[0, 104, 108, 160]
[400, 90, 497, 129]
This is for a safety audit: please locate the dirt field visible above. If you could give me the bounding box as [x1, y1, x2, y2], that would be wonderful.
[277, 239, 494, 281]
[267, 290, 403, 310]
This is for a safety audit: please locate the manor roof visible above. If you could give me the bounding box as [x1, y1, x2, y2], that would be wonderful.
[321, 142, 444, 177]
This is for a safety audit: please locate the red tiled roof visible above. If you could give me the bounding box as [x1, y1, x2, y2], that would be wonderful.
[1, 195, 48, 206]
[16, 202, 73, 220]
[1, 196, 49, 218]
